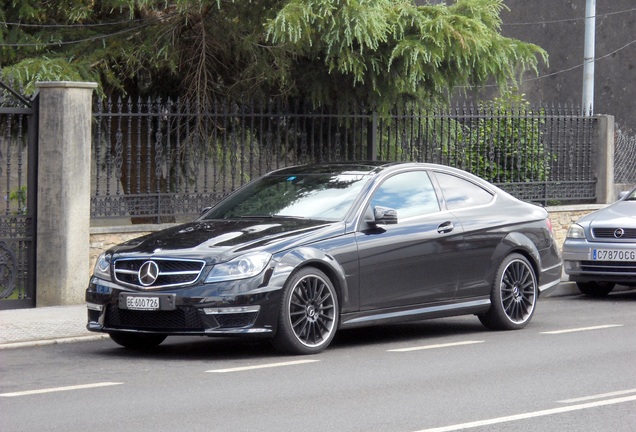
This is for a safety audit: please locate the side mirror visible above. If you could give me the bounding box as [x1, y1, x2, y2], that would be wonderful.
[371, 206, 398, 225]
[200, 206, 212, 217]
[618, 191, 629, 200]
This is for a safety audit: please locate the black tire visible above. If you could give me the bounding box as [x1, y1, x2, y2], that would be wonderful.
[272, 267, 339, 355]
[108, 332, 167, 349]
[479, 253, 538, 330]
[576, 281, 615, 297]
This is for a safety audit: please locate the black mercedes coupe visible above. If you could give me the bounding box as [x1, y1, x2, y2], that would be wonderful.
[86, 162, 562, 354]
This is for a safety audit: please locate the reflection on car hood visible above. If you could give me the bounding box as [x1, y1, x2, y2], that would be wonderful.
[584, 201, 636, 228]
[108, 218, 337, 262]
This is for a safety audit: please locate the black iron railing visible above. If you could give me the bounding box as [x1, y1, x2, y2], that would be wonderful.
[91, 97, 601, 221]
[1, 81, 37, 306]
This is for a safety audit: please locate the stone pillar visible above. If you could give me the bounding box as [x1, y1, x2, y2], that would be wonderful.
[595, 115, 615, 204]
[35, 81, 97, 306]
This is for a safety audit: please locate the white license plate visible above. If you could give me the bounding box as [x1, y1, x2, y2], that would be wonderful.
[125, 296, 160, 310]
[592, 249, 636, 261]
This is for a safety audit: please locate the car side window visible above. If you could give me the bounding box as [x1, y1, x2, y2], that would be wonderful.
[370, 171, 440, 219]
[434, 172, 494, 210]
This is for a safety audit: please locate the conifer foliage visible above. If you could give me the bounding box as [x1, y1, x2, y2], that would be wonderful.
[1, 0, 546, 109]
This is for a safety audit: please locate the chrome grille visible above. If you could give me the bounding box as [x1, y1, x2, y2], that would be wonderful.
[580, 261, 636, 275]
[114, 258, 206, 288]
[592, 228, 636, 239]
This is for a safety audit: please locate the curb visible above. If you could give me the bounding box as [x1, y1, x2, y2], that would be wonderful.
[0, 334, 109, 350]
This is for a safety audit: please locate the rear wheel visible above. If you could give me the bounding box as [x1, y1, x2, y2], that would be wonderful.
[109, 333, 166, 349]
[479, 253, 538, 330]
[272, 267, 339, 355]
[576, 281, 615, 297]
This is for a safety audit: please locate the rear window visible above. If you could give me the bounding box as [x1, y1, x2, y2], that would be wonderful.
[434, 172, 494, 210]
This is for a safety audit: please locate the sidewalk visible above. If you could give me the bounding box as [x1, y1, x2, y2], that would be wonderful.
[0, 281, 585, 350]
[0, 304, 108, 349]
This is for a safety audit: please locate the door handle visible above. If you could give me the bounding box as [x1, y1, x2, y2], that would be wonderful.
[437, 221, 454, 234]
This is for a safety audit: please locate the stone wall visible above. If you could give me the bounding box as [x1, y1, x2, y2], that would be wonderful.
[89, 224, 173, 273]
[88, 205, 605, 274]
[547, 205, 604, 249]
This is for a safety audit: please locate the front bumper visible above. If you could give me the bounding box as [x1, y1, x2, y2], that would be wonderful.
[563, 239, 636, 285]
[85, 278, 282, 337]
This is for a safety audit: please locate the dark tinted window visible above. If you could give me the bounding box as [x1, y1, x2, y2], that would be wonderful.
[204, 172, 370, 221]
[370, 171, 440, 218]
[435, 172, 493, 210]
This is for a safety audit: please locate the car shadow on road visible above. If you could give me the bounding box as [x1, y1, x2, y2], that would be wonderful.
[88, 335, 278, 361]
[571, 286, 636, 303]
[85, 315, 487, 361]
[331, 316, 486, 350]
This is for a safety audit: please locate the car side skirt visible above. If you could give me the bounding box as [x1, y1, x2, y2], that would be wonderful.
[538, 277, 561, 296]
[339, 298, 490, 329]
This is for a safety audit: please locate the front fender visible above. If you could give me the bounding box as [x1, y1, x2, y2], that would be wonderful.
[269, 247, 350, 308]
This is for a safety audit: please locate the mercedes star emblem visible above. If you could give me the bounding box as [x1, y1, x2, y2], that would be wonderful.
[138, 261, 160, 286]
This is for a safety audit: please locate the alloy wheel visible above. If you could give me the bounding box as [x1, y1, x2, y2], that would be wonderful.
[500, 258, 537, 324]
[288, 273, 337, 348]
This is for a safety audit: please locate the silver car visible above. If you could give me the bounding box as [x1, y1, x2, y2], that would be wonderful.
[563, 187, 636, 296]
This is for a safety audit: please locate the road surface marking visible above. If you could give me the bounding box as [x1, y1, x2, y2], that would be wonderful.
[541, 324, 623, 334]
[413, 394, 636, 432]
[206, 359, 319, 373]
[559, 388, 636, 403]
[0, 382, 123, 398]
[388, 340, 484, 353]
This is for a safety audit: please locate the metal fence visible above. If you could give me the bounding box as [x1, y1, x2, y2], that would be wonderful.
[91, 97, 600, 222]
[1, 82, 37, 306]
[614, 125, 636, 184]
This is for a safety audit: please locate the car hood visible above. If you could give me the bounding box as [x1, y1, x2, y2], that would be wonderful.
[584, 201, 636, 228]
[108, 218, 339, 263]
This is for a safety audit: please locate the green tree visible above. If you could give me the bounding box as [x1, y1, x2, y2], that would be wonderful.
[1, 0, 548, 221]
[468, 91, 551, 182]
[2, 0, 546, 109]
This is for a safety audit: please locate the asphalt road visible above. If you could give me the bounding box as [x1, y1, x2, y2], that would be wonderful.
[2, 287, 635, 432]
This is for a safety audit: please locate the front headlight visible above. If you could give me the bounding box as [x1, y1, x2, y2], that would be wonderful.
[93, 253, 112, 280]
[566, 223, 586, 239]
[205, 252, 271, 283]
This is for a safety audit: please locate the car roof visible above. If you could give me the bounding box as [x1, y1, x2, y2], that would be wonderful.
[267, 161, 478, 177]
[266, 162, 388, 176]
[266, 162, 499, 193]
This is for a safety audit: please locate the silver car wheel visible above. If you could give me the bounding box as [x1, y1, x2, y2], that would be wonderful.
[479, 253, 537, 330]
[500, 257, 537, 324]
[273, 267, 338, 354]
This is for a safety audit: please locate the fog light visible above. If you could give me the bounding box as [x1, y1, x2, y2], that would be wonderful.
[87, 303, 104, 312]
[203, 306, 260, 315]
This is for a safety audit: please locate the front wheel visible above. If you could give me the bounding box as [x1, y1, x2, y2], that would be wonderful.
[576, 281, 615, 297]
[272, 267, 339, 355]
[109, 332, 167, 349]
[479, 253, 538, 330]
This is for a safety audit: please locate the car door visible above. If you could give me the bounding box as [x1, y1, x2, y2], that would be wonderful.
[431, 171, 499, 299]
[355, 170, 464, 310]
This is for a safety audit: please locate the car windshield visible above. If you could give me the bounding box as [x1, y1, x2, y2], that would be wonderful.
[203, 171, 372, 221]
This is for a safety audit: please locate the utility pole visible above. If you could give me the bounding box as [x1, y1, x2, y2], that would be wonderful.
[582, 0, 596, 116]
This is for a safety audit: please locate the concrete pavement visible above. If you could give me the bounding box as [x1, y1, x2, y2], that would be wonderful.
[0, 304, 108, 349]
[0, 281, 587, 350]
